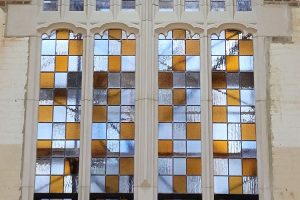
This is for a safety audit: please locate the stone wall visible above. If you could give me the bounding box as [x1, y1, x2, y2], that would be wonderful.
[269, 8, 300, 200]
[0, 9, 28, 200]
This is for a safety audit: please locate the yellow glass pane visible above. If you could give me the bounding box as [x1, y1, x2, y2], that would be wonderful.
[66, 123, 80, 139]
[227, 90, 240, 105]
[174, 176, 186, 193]
[158, 106, 173, 122]
[56, 30, 69, 39]
[91, 140, 107, 157]
[173, 56, 186, 71]
[55, 56, 68, 72]
[106, 176, 119, 193]
[94, 73, 108, 88]
[120, 158, 134, 175]
[108, 89, 120, 105]
[121, 123, 134, 139]
[158, 140, 173, 156]
[186, 40, 200, 55]
[69, 40, 83, 55]
[54, 89, 67, 105]
[226, 30, 239, 39]
[226, 56, 239, 72]
[243, 159, 257, 176]
[187, 158, 201, 175]
[93, 106, 107, 122]
[158, 72, 173, 88]
[37, 140, 51, 157]
[213, 141, 228, 156]
[173, 89, 186, 105]
[173, 30, 186, 39]
[122, 40, 136, 55]
[187, 123, 201, 139]
[108, 56, 121, 72]
[108, 29, 122, 39]
[212, 106, 227, 123]
[40, 73, 54, 88]
[64, 158, 79, 175]
[38, 106, 53, 122]
[212, 72, 226, 89]
[241, 124, 256, 140]
[229, 176, 243, 194]
[50, 176, 64, 193]
[239, 40, 253, 55]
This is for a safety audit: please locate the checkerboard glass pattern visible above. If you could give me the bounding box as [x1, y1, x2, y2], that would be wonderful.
[211, 30, 258, 194]
[91, 29, 136, 193]
[158, 29, 202, 194]
[35, 30, 83, 194]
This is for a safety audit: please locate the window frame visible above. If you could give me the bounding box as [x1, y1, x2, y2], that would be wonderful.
[21, 2, 271, 200]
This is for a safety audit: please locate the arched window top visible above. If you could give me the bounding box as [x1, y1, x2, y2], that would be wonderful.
[94, 29, 136, 40]
[211, 29, 253, 40]
[158, 29, 200, 40]
[41, 29, 83, 40]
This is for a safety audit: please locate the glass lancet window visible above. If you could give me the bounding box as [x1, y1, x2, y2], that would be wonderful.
[158, 30, 201, 195]
[121, 0, 135, 10]
[159, 0, 174, 11]
[70, 0, 84, 11]
[91, 29, 136, 195]
[96, 0, 110, 11]
[43, 0, 58, 11]
[211, 0, 225, 11]
[237, 0, 252, 11]
[185, 0, 199, 11]
[35, 30, 83, 195]
[211, 30, 258, 195]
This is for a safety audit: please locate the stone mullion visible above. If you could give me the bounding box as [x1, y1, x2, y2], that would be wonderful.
[134, 0, 158, 199]
[78, 33, 93, 200]
[201, 33, 214, 200]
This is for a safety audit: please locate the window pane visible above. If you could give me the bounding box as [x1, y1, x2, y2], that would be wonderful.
[237, 0, 252, 11]
[43, 0, 58, 11]
[91, 30, 136, 194]
[122, 0, 135, 10]
[96, 0, 110, 11]
[70, 0, 84, 11]
[158, 30, 201, 194]
[159, 0, 174, 11]
[211, 0, 225, 11]
[36, 30, 83, 195]
[211, 30, 258, 195]
[185, 0, 199, 11]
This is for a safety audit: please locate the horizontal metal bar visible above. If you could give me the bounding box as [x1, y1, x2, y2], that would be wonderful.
[90, 193, 134, 200]
[34, 193, 78, 200]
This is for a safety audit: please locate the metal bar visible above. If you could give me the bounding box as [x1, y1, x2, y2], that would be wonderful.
[34, 193, 78, 200]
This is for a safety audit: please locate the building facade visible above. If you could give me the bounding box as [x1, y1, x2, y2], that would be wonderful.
[0, 0, 299, 200]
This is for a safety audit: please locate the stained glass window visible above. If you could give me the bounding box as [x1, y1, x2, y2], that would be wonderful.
[122, 0, 135, 10]
[158, 30, 202, 195]
[159, 0, 174, 11]
[96, 0, 110, 11]
[185, 0, 199, 11]
[70, 0, 84, 11]
[91, 29, 136, 194]
[35, 30, 83, 195]
[211, 0, 225, 11]
[43, 0, 58, 11]
[211, 30, 258, 195]
[237, 0, 252, 11]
